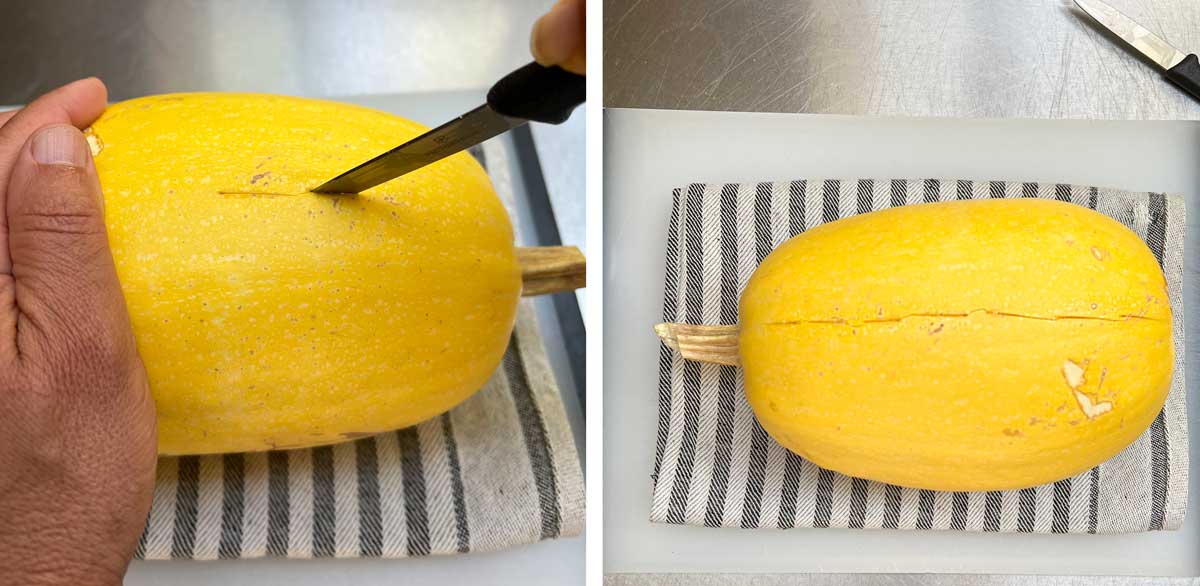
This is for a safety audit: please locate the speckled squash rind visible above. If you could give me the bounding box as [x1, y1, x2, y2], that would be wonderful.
[739, 199, 1173, 491]
[90, 93, 521, 455]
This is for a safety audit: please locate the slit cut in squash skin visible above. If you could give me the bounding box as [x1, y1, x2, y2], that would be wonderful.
[91, 93, 527, 455]
[664, 199, 1174, 492]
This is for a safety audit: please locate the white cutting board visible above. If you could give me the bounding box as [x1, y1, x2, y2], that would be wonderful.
[603, 108, 1200, 576]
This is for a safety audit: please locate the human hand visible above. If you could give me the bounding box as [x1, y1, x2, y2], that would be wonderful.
[0, 78, 156, 585]
[531, 0, 585, 74]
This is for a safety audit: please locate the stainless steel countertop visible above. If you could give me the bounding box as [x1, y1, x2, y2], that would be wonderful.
[603, 0, 1200, 119]
[0, 0, 548, 102]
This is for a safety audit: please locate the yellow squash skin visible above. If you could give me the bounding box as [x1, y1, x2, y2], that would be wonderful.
[739, 199, 1173, 491]
[89, 93, 521, 455]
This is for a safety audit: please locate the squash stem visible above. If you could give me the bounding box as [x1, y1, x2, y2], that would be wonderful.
[654, 323, 741, 366]
[517, 246, 586, 296]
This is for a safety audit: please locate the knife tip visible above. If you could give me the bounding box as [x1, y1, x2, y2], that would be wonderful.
[310, 179, 356, 195]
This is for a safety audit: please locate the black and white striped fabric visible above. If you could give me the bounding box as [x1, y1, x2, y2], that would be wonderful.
[652, 179, 1187, 533]
[134, 141, 584, 559]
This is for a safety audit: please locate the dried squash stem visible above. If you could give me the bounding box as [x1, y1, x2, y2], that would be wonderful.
[654, 323, 741, 366]
[517, 246, 586, 296]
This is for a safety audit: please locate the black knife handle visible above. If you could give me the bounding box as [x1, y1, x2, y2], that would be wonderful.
[487, 62, 586, 124]
[1165, 54, 1200, 102]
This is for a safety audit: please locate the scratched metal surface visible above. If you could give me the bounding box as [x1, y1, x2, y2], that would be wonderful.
[0, 0, 550, 103]
[604, 0, 1200, 119]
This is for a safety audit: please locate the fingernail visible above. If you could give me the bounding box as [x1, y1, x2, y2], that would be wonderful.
[31, 125, 89, 168]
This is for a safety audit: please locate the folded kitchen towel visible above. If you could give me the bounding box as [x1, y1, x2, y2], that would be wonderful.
[652, 179, 1187, 533]
[134, 140, 584, 560]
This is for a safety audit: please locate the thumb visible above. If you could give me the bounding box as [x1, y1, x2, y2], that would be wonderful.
[6, 124, 130, 358]
[531, 0, 586, 74]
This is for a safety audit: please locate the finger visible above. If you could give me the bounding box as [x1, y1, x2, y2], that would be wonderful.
[560, 51, 586, 76]
[5, 125, 131, 362]
[531, 0, 586, 74]
[0, 78, 107, 191]
[0, 78, 107, 281]
[0, 109, 17, 127]
[0, 78, 106, 155]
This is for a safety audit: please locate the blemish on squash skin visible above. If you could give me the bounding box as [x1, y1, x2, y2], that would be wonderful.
[1062, 360, 1085, 388]
[1062, 359, 1114, 419]
[1091, 246, 1108, 260]
[1073, 390, 1113, 419]
[1002, 428, 1022, 437]
[84, 131, 103, 156]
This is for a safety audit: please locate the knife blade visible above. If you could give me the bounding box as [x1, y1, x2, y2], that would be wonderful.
[1073, 0, 1200, 101]
[313, 62, 585, 194]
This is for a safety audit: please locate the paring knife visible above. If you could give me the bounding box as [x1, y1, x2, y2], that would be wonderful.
[1073, 0, 1200, 101]
[312, 62, 585, 194]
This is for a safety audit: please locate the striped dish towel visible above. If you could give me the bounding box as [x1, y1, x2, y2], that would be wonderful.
[652, 179, 1188, 533]
[134, 141, 584, 559]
